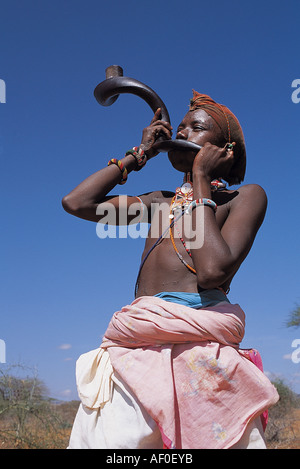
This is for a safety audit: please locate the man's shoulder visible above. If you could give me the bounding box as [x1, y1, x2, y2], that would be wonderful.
[233, 183, 267, 206]
[236, 183, 266, 196]
[139, 190, 175, 209]
[228, 183, 268, 223]
[148, 189, 175, 202]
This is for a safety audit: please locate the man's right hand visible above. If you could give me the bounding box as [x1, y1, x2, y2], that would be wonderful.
[139, 108, 173, 159]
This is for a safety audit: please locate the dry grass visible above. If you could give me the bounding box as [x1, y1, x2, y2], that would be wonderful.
[1, 400, 300, 449]
[0, 400, 79, 449]
[266, 408, 300, 449]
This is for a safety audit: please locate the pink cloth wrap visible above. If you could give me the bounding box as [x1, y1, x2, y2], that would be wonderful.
[101, 296, 279, 449]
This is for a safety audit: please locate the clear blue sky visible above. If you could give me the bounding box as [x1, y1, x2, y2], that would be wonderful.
[1, 0, 299, 400]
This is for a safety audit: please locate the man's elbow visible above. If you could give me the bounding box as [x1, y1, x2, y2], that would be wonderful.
[61, 194, 81, 215]
[196, 268, 227, 290]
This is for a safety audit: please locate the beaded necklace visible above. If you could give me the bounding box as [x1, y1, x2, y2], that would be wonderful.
[169, 180, 194, 217]
[169, 177, 226, 274]
[169, 178, 225, 217]
[134, 177, 226, 296]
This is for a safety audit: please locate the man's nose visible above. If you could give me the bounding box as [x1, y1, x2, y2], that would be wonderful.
[176, 129, 188, 140]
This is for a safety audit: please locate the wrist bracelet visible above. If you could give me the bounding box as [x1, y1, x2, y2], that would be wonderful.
[186, 198, 217, 215]
[125, 146, 147, 171]
[107, 158, 128, 185]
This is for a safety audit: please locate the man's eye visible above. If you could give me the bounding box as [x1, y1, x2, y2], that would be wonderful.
[193, 126, 204, 131]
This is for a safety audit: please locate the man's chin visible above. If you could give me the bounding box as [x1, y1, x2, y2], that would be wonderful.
[167, 150, 195, 173]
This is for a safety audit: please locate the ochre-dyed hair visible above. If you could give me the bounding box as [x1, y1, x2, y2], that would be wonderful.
[189, 90, 246, 185]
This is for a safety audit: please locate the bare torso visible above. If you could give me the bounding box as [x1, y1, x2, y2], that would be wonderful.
[135, 188, 237, 297]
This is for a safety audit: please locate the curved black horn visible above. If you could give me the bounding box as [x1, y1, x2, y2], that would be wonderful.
[94, 66, 201, 153]
[94, 65, 170, 124]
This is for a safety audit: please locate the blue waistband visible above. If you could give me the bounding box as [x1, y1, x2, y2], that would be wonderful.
[154, 289, 230, 309]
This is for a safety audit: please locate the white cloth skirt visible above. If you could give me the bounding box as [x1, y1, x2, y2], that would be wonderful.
[68, 372, 266, 450]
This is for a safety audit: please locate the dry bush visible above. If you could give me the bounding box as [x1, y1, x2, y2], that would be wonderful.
[0, 365, 79, 449]
[266, 378, 300, 449]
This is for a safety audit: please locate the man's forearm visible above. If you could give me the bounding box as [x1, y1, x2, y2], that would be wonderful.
[189, 171, 233, 289]
[62, 154, 137, 219]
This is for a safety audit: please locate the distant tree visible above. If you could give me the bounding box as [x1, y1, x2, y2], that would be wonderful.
[286, 304, 300, 328]
[0, 364, 68, 448]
